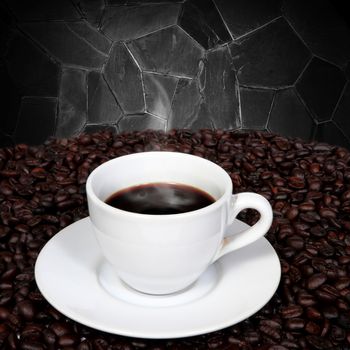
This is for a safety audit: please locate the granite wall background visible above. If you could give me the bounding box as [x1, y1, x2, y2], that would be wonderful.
[1, 0, 350, 148]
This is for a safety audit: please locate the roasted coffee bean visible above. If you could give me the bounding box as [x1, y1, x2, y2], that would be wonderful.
[308, 179, 322, 191]
[285, 318, 305, 330]
[298, 291, 317, 306]
[331, 325, 346, 342]
[280, 305, 303, 319]
[17, 300, 35, 320]
[259, 324, 281, 341]
[294, 251, 311, 267]
[338, 256, 350, 264]
[288, 177, 305, 189]
[301, 265, 314, 276]
[306, 191, 323, 200]
[0, 306, 10, 320]
[2, 267, 17, 281]
[56, 199, 76, 210]
[284, 340, 301, 350]
[310, 226, 326, 237]
[337, 313, 350, 329]
[20, 324, 43, 341]
[319, 208, 337, 219]
[306, 273, 327, 290]
[261, 171, 273, 180]
[337, 299, 349, 312]
[304, 244, 318, 256]
[315, 286, 339, 302]
[207, 334, 225, 348]
[306, 335, 332, 350]
[50, 322, 72, 337]
[58, 334, 79, 347]
[0, 290, 13, 306]
[42, 328, 56, 345]
[282, 284, 295, 304]
[259, 319, 282, 329]
[335, 277, 350, 290]
[289, 265, 301, 283]
[31, 167, 47, 179]
[78, 340, 92, 350]
[243, 330, 260, 344]
[93, 338, 109, 350]
[286, 236, 304, 250]
[322, 305, 339, 319]
[286, 207, 299, 220]
[305, 321, 321, 335]
[298, 202, 315, 212]
[1, 130, 350, 348]
[0, 184, 13, 196]
[300, 212, 320, 223]
[54, 192, 69, 203]
[8, 313, 20, 327]
[321, 318, 331, 337]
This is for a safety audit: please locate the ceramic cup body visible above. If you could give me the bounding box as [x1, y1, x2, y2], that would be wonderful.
[86, 152, 273, 295]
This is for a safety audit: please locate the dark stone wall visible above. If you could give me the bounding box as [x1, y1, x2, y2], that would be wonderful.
[1, 0, 350, 148]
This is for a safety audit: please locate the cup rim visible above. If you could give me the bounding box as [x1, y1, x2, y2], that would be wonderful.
[86, 151, 233, 220]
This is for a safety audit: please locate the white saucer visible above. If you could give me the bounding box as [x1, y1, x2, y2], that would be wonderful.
[35, 217, 281, 339]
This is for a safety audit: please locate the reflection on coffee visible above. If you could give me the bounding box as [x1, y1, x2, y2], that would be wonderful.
[105, 182, 215, 215]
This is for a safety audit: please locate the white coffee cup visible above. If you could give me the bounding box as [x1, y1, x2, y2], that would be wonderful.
[86, 151, 273, 295]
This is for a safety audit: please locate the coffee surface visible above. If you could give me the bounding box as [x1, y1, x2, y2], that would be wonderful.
[105, 182, 215, 214]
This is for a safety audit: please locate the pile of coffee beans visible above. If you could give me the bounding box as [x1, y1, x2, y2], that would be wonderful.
[0, 129, 350, 349]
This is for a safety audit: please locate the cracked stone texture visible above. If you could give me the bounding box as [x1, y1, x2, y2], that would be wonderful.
[6, 0, 80, 21]
[179, 0, 231, 49]
[56, 68, 87, 138]
[0, 128, 14, 148]
[5, 33, 60, 97]
[189, 103, 214, 130]
[215, 0, 282, 38]
[118, 114, 166, 132]
[0, 5, 15, 59]
[240, 87, 275, 129]
[346, 62, 350, 80]
[296, 57, 347, 122]
[22, 21, 109, 69]
[128, 26, 204, 78]
[203, 46, 240, 129]
[230, 18, 310, 88]
[14, 97, 57, 145]
[84, 124, 118, 134]
[2, 0, 350, 147]
[283, 0, 350, 68]
[0, 65, 21, 135]
[66, 22, 111, 54]
[167, 79, 202, 129]
[88, 71, 123, 124]
[143, 72, 178, 118]
[268, 88, 315, 140]
[72, 0, 105, 27]
[0, 23, 13, 60]
[107, 0, 183, 4]
[315, 121, 350, 148]
[101, 4, 180, 41]
[333, 82, 350, 139]
[104, 42, 144, 114]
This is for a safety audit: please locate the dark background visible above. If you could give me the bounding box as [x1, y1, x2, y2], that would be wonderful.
[1, 0, 350, 149]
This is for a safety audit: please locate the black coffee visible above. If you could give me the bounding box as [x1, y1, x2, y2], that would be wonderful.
[105, 182, 215, 214]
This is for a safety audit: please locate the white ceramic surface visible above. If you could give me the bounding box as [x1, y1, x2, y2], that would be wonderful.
[35, 217, 281, 339]
[86, 151, 273, 294]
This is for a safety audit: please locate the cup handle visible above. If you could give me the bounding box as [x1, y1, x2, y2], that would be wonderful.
[212, 192, 273, 263]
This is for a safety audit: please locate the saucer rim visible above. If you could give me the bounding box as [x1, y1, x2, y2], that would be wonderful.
[35, 217, 281, 339]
